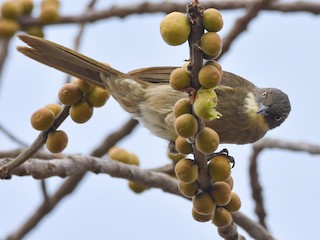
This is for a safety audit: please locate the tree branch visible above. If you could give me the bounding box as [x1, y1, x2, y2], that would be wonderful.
[18, 1, 320, 28]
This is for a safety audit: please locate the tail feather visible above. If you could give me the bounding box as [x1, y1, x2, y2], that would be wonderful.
[17, 34, 126, 87]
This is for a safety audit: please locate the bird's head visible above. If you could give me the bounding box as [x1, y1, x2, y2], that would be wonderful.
[256, 88, 291, 129]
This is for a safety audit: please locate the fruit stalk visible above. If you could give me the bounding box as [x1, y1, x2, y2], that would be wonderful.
[186, 1, 211, 191]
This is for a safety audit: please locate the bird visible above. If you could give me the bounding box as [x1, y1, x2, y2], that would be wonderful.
[17, 34, 291, 145]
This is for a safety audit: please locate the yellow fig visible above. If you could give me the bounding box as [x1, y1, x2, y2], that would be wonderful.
[193, 192, 216, 215]
[46, 130, 68, 153]
[203, 8, 223, 32]
[212, 207, 232, 228]
[198, 65, 221, 89]
[208, 155, 231, 182]
[200, 32, 222, 59]
[160, 12, 190, 46]
[169, 68, 191, 91]
[173, 98, 192, 118]
[86, 86, 110, 107]
[175, 136, 193, 154]
[31, 108, 55, 131]
[210, 181, 232, 206]
[69, 100, 93, 123]
[58, 83, 82, 106]
[174, 158, 198, 183]
[174, 113, 198, 138]
[224, 192, 241, 212]
[192, 208, 214, 222]
[195, 127, 220, 154]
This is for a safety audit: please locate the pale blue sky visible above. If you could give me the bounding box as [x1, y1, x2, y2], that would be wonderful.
[1, 1, 320, 239]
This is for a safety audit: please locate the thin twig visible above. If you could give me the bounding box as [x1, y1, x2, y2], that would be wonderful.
[4, 117, 138, 240]
[0, 106, 70, 179]
[0, 38, 10, 89]
[18, 1, 320, 28]
[249, 138, 320, 229]
[220, 0, 274, 58]
[0, 123, 29, 147]
[0, 154, 276, 240]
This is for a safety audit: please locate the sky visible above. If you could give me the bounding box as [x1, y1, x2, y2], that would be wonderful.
[1, 0, 320, 239]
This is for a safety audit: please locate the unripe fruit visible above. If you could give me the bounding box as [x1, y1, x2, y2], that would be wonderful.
[0, 19, 19, 38]
[210, 181, 232, 206]
[208, 155, 231, 182]
[174, 158, 198, 183]
[167, 151, 185, 163]
[86, 86, 110, 107]
[160, 12, 190, 46]
[58, 83, 82, 106]
[192, 208, 214, 222]
[31, 108, 55, 131]
[128, 181, 147, 193]
[17, 0, 34, 15]
[46, 130, 68, 153]
[200, 32, 222, 59]
[198, 65, 221, 88]
[203, 8, 223, 32]
[224, 176, 234, 190]
[45, 103, 62, 117]
[1, 1, 22, 19]
[76, 78, 94, 94]
[195, 127, 220, 154]
[69, 100, 93, 123]
[41, 0, 60, 9]
[193, 192, 216, 215]
[108, 146, 130, 164]
[178, 181, 199, 198]
[25, 26, 44, 38]
[40, 4, 59, 24]
[173, 98, 192, 118]
[224, 192, 241, 212]
[205, 60, 223, 76]
[169, 68, 191, 90]
[174, 113, 198, 138]
[212, 207, 232, 228]
[175, 136, 193, 154]
[128, 153, 140, 166]
[193, 87, 221, 121]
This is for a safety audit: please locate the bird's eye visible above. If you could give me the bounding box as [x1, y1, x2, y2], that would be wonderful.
[275, 116, 283, 121]
[262, 92, 267, 97]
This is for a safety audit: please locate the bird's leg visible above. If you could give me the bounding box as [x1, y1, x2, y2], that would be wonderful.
[206, 148, 235, 168]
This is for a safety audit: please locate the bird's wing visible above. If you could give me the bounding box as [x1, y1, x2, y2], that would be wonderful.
[128, 67, 176, 84]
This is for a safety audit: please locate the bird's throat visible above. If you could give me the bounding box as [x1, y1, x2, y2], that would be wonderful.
[244, 92, 269, 131]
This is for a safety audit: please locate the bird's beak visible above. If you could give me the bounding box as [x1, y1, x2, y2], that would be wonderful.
[257, 102, 269, 116]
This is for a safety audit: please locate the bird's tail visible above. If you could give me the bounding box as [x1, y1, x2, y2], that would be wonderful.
[17, 34, 126, 87]
[17, 34, 146, 114]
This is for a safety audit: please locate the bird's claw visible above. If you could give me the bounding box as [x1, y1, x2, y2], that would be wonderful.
[207, 148, 235, 168]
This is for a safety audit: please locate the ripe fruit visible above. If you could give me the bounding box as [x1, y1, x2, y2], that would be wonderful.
[193, 192, 216, 215]
[200, 32, 222, 59]
[69, 100, 93, 123]
[195, 127, 220, 154]
[198, 65, 221, 88]
[17, 0, 34, 15]
[76, 78, 94, 94]
[128, 181, 147, 193]
[0, 19, 19, 38]
[192, 208, 214, 222]
[25, 26, 44, 38]
[193, 87, 221, 121]
[174, 158, 198, 183]
[175, 136, 193, 154]
[210, 181, 232, 206]
[174, 113, 198, 138]
[212, 207, 232, 228]
[45, 103, 62, 116]
[58, 83, 82, 106]
[205, 60, 223, 75]
[169, 68, 191, 90]
[108, 146, 130, 164]
[1, 1, 22, 19]
[178, 181, 199, 198]
[31, 108, 55, 131]
[173, 98, 192, 118]
[86, 86, 110, 107]
[203, 8, 223, 32]
[224, 192, 241, 212]
[208, 155, 231, 182]
[160, 12, 190, 46]
[46, 130, 68, 153]
[128, 153, 140, 166]
[40, 4, 59, 24]
[224, 176, 234, 190]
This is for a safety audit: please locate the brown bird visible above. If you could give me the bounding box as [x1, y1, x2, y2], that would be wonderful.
[17, 34, 291, 144]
